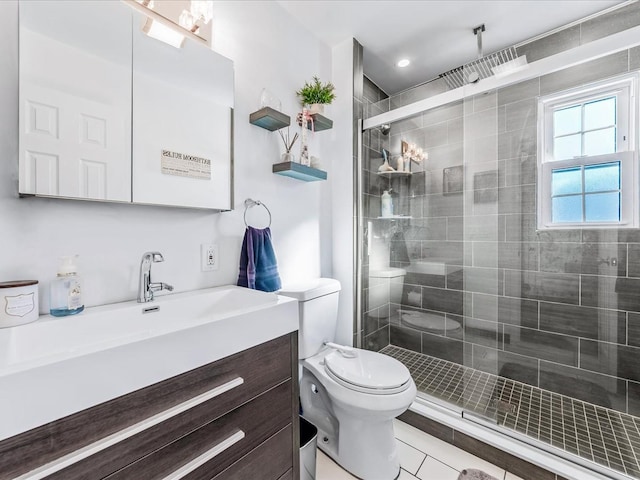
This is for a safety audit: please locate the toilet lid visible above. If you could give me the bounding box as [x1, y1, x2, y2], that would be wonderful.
[323, 349, 412, 395]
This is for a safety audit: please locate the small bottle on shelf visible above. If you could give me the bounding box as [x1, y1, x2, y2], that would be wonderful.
[381, 190, 393, 217]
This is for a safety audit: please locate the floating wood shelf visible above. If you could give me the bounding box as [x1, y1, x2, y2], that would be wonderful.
[272, 162, 327, 182]
[249, 107, 290, 131]
[298, 113, 333, 131]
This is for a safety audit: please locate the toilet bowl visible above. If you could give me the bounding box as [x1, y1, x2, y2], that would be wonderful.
[279, 278, 416, 480]
[368, 267, 406, 318]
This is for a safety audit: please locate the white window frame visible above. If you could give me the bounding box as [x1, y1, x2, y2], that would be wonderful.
[537, 73, 639, 230]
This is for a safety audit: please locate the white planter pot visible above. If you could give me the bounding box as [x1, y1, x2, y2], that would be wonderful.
[308, 103, 325, 115]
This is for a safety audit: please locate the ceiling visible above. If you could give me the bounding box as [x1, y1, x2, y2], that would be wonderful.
[278, 0, 624, 95]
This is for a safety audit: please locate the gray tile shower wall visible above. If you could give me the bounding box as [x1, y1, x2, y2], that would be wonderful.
[362, 40, 640, 416]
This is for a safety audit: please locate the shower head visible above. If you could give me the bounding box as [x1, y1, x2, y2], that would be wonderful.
[439, 23, 527, 89]
[379, 124, 391, 135]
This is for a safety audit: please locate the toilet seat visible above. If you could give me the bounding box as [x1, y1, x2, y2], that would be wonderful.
[323, 350, 412, 395]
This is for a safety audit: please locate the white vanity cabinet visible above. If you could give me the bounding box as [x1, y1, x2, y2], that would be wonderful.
[0, 333, 299, 480]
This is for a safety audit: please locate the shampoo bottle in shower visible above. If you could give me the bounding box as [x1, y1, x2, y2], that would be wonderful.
[50, 255, 84, 317]
[381, 190, 393, 217]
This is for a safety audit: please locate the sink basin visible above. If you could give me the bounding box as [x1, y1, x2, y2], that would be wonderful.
[0, 286, 278, 373]
[0, 285, 297, 441]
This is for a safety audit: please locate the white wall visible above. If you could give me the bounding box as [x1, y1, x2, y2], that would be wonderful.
[212, 1, 335, 285]
[330, 39, 355, 346]
[0, 1, 341, 314]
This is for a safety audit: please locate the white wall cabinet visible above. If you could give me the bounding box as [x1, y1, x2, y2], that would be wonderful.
[18, 0, 233, 211]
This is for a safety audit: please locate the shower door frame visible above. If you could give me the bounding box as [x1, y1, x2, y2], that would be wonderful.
[355, 27, 640, 480]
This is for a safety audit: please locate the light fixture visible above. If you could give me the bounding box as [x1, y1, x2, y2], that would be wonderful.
[179, 10, 197, 32]
[142, 17, 185, 48]
[190, 1, 213, 24]
[402, 140, 427, 163]
[396, 58, 410, 68]
[124, 0, 212, 48]
[179, 1, 214, 33]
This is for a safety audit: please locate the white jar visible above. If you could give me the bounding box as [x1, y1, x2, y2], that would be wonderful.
[0, 280, 39, 328]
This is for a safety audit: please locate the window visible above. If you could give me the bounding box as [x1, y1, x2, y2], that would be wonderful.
[537, 74, 638, 229]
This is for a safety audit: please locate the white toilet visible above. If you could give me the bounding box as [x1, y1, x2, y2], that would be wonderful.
[279, 278, 417, 480]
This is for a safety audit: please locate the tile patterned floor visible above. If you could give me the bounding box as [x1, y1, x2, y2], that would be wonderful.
[380, 345, 640, 479]
[316, 419, 523, 480]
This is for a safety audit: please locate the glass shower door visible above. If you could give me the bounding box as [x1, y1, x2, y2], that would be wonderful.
[456, 75, 503, 426]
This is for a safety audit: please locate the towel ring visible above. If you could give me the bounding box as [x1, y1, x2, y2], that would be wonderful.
[244, 198, 272, 228]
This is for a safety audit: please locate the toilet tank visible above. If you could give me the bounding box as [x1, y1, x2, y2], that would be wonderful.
[279, 278, 341, 359]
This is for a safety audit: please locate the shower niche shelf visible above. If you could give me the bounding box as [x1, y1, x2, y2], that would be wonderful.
[272, 161, 327, 182]
[249, 107, 290, 131]
[377, 171, 412, 178]
[376, 215, 412, 220]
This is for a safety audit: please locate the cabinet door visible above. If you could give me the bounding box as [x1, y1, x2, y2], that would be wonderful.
[18, 1, 234, 210]
[18, 1, 132, 202]
[131, 9, 233, 210]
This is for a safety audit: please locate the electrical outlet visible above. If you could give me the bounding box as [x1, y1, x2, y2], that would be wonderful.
[201, 244, 218, 271]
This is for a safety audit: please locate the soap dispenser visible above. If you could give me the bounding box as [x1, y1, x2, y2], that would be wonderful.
[50, 255, 84, 317]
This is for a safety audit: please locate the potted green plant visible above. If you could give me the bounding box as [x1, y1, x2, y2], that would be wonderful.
[296, 76, 336, 114]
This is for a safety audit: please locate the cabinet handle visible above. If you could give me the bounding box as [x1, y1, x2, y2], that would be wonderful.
[161, 429, 246, 480]
[18, 376, 245, 480]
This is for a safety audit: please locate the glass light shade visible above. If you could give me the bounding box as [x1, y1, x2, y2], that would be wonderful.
[179, 10, 196, 31]
[191, 0, 213, 23]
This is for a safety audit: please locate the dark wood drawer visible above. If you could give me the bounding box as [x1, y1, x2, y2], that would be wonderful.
[0, 334, 293, 480]
[212, 425, 293, 480]
[105, 380, 292, 480]
[278, 469, 294, 480]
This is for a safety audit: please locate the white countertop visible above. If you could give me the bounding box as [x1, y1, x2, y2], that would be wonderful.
[0, 285, 298, 441]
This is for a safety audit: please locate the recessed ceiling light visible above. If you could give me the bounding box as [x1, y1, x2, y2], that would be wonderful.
[396, 59, 410, 68]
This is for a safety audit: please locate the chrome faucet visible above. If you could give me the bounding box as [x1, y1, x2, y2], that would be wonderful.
[137, 251, 174, 303]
